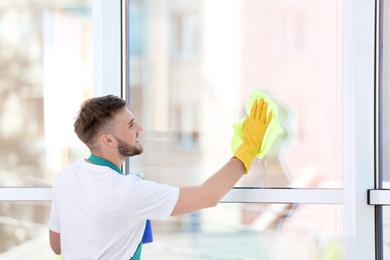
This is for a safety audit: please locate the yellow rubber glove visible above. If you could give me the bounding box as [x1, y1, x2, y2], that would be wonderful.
[233, 98, 272, 173]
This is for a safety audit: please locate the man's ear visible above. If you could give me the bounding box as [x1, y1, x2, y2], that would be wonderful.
[99, 134, 115, 147]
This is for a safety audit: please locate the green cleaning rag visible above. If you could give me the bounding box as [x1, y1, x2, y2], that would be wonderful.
[231, 89, 283, 159]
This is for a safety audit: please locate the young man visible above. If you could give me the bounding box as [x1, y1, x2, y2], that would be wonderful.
[49, 95, 271, 259]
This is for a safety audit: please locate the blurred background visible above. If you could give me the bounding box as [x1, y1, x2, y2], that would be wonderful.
[0, 0, 92, 258]
[0, 0, 387, 259]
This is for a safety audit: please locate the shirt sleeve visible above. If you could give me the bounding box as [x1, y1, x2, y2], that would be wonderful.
[122, 177, 180, 222]
[48, 185, 60, 233]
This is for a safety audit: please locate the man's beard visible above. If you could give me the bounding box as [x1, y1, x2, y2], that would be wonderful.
[113, 135, 143, 157]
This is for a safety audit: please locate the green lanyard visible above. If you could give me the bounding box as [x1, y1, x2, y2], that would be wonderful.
[87, 154, 142, 260]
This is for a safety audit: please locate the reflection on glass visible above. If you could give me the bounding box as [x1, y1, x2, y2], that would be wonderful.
[0, 202, 54, 258]
[382, 1, 390, 259]
[0, 0, 92, 187]
[128, 1, 344, 259]
[384, 207, 390, 259]
[383, 0, 390, 188]
[129, 0, 343, 189]
[0, 0, 92, 257]
[142, 204, 343, 259]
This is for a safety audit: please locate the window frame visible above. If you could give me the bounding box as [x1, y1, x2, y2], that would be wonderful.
[0, 0, 380, 259]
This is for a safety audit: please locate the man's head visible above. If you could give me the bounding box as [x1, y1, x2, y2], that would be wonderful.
[74, 95, 143, 157]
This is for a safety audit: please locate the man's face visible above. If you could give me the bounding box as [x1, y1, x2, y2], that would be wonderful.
[112, 108, 143, 157]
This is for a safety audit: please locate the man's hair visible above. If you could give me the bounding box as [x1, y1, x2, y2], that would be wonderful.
[74, 95, 127, 149]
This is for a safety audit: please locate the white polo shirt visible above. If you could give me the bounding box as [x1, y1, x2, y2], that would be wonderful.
[49, 159, 179, 260]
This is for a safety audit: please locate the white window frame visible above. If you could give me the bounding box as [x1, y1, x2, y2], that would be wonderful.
[0, 0, 379, 259]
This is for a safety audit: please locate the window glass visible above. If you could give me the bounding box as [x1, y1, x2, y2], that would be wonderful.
[384, 207, 390, 258]
[0, 0, 92, 187]
[382, 1, 390, 259]
[383, 0, 390, 188]
[129, 1, 344, 257]
[0, 202, 54, 258]
[129, 0, 343, 189]
[144, 204, 343, 259]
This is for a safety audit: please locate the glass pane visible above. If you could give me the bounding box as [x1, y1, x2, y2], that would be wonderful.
[142, 204, 343, 259]
[129, 0, 343, 189]
[384, 207, 390, 259]
[0, 0, 92, 187]
[382, 2, 390, 260]
[0, 202, 55, 259]
[383, 0, 390, 188]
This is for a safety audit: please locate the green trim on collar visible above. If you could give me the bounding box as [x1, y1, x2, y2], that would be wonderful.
[88, 154, 123, 175]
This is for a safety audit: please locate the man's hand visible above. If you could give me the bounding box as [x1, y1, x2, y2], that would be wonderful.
[233, 98, 272, 173]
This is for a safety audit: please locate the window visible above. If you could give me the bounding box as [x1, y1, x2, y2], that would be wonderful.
[0, 0, 92, 256]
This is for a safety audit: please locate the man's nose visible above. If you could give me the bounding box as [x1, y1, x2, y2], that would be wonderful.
[136, 122, 143, 132]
